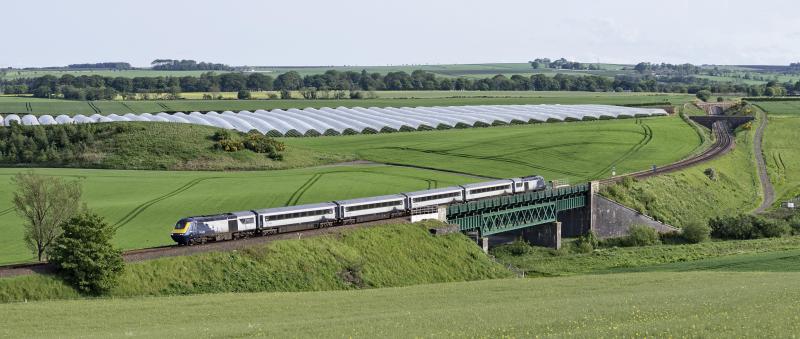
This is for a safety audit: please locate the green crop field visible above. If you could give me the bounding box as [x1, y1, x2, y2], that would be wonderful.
[0, 91, 693, 115]
[0, 165, 481, 264]
[287, 115, 701, 182]
[2, 271, 798, 337]
[753, 100, 800, 205]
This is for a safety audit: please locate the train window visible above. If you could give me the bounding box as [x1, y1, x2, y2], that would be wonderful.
[412, 192, 460, 203]
[345, 200, 402, 212]
[469, 185, 510, 194]
[239, 217, 255, 224]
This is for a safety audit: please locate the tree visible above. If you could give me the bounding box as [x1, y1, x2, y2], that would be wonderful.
[11, 171, 82, 261]
[237, 89, 251, 100]
[696, 89, 712, 102]
[48, 212, 124, 294]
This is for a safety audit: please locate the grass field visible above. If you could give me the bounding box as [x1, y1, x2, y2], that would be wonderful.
[0, 222, 512, 302]
[2, 271, 798, 337]
[0, 166, 480, 264]
[287, 115, 701, 182]
[601, 115, 760, 226]
[753, 100, 800, 205]
[0, 91, 693, 115]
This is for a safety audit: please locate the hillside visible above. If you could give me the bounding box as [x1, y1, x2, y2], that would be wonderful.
[0, 221, 512, 302]
[600, 114, 760, 227]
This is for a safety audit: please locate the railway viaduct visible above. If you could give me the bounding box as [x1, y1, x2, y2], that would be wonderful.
[444, 116, 741, 251]
[441, 182, 676, 251]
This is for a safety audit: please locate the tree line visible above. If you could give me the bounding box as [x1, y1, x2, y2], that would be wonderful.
[151, 59, 233, 71]
[2, 69, 799, 100]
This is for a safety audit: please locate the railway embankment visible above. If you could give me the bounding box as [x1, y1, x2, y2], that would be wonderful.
[0, 221, 512, 303]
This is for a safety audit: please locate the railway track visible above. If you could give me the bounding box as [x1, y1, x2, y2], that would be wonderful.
[598, 121, 734, 185]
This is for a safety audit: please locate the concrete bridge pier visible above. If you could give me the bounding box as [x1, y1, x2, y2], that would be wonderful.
[521, 222, 562, 249]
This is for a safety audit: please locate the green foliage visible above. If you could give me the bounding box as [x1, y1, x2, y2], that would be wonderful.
[573, 232, 599, 253]
[212, 129, 285, 160]
[236, 89, 251, 100]
[709, 214, 790, 240]
[0, 221, 510, 302]
[626, 225, 661, 246]
[48, 212, 124, 295]
[681, 219, 711, 243]
[11, 171, 82, 261]
[696, 89, 712, 102]
[0, 123, 117, 164]
[492, 239, 533, 256]
[703, 167, 717, 181]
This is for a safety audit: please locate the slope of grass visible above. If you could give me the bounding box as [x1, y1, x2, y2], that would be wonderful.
[600, 117, 760, 227]
[494, 236, 800, 276]
[1, 271, 798, 338]
[0, 221, 512, 303]
[0, 166, 481, 264]
[0, 91, 693, 115]
[287, 116, 700, 182]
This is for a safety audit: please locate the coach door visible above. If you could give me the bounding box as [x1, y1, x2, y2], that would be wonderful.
[228, 219, 238, 233]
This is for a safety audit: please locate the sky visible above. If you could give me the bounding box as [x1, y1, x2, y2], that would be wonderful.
[3, 0, 799, 68]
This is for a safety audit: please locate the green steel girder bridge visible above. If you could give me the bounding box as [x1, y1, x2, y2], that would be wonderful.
[446, 183, 591, 237]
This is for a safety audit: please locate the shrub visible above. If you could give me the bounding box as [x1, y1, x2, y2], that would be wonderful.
[48, 212, 124, 295]
[502, 239, 533, 256]
[703, 168, 717, 181]
[267, 93, 279, 99]
[280, 89, 292, 99]
[573, 232, 598, 253]
[350, 91, 364, 99]
[237, 90, 251, 100]
[624, 225, 661, 246]
[709, 214, 790, 240]
[211, 130, 232, 141]
[681, 219, 711, 243]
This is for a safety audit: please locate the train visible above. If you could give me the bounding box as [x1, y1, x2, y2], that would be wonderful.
[171, 175, 546, 245]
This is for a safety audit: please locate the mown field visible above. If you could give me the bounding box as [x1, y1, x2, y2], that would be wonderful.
[0, 166, 481, 264]
[287, 115, 700, 181]
[2, 270, 798, 337]
[753, 100, 800, 205]
[601, 113, 760, 227]
[0, 91, 693, 115]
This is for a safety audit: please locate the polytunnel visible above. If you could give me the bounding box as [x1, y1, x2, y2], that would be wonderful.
[4, 114, 21, 126]
[21, 115, 40, 126]
[0, 104, 668, 137]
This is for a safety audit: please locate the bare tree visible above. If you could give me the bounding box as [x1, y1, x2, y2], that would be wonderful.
[12, 171, 82, 262]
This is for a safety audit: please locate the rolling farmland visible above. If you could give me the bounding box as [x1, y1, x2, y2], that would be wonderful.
[0, 115, 701, 264]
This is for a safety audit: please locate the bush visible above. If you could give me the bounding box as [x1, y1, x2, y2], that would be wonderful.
[350, 91, 364, 99]
[237, 90, 251, 100]
[625, 225, 661, 246]
[573, 232, 598, 253]
[681, 220, 711, 243]
[48, 212, 124, 295]
[499, 239, 533, 256]
[696, 90, 712, 102]
[709, 214, 790, 240]
[704, 167, 719, 180]
[280, 89, 292, 99]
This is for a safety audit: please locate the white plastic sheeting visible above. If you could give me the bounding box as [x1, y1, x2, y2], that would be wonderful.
[1, 105, 667, 136]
